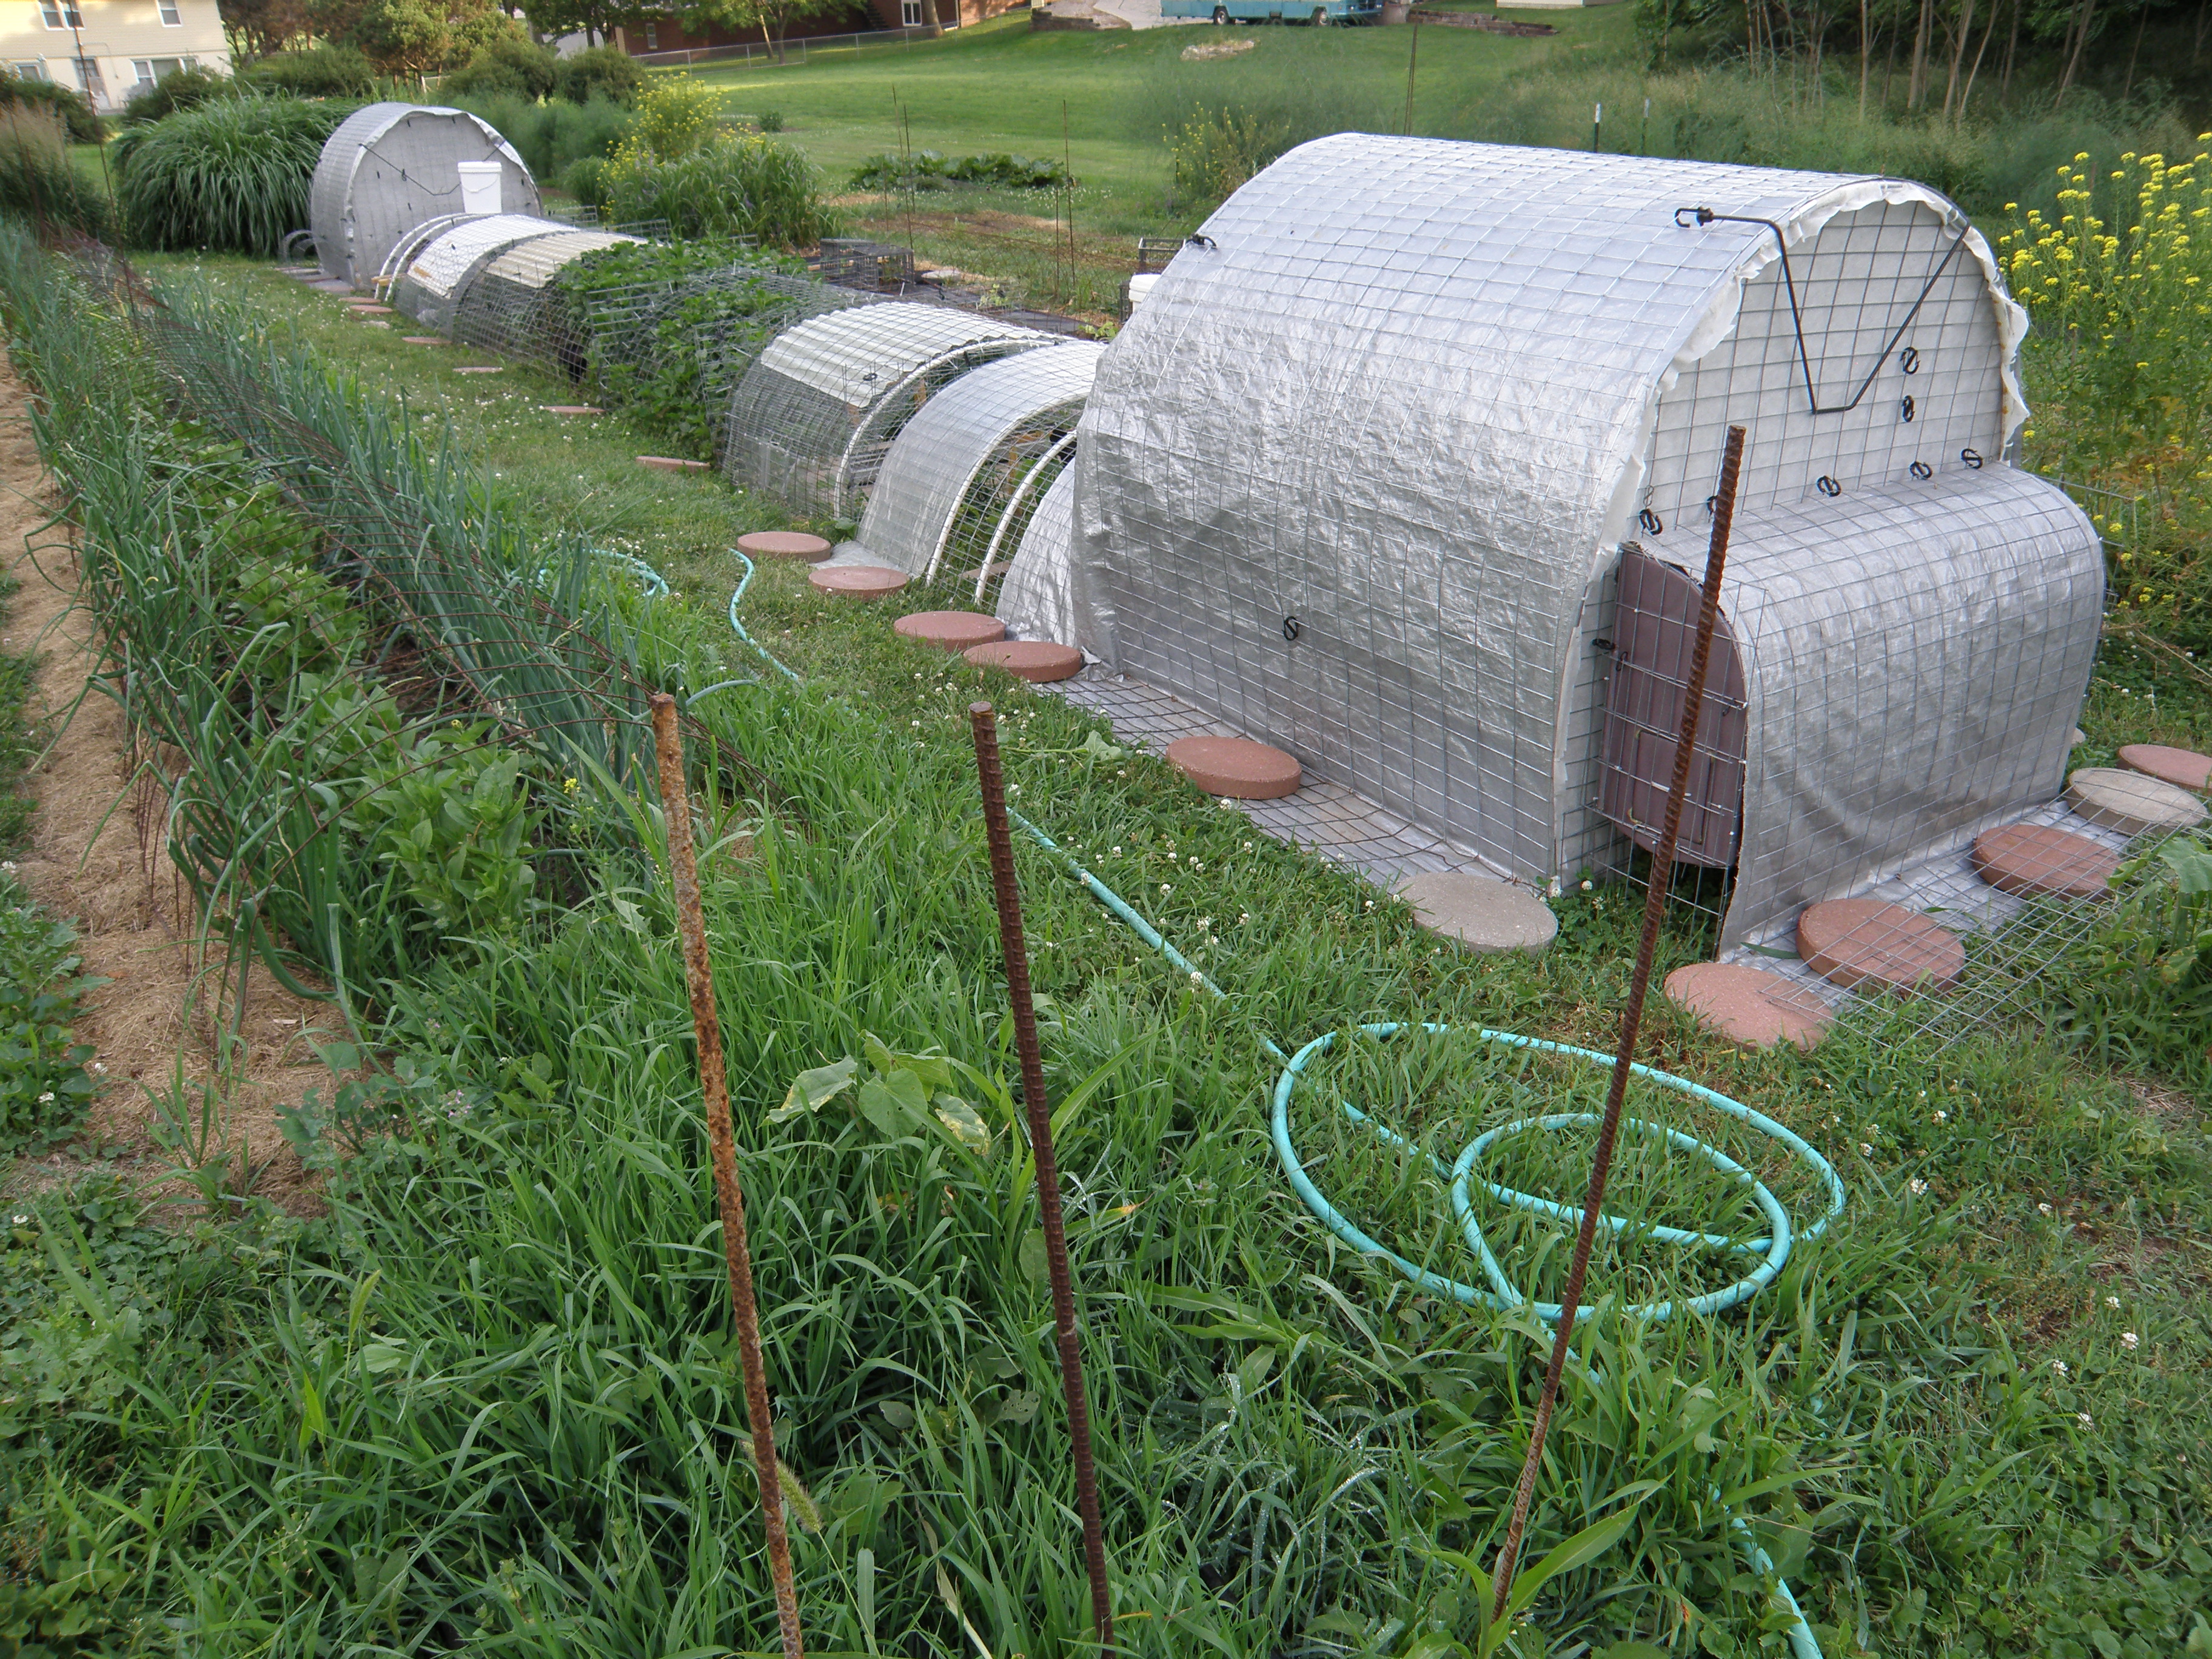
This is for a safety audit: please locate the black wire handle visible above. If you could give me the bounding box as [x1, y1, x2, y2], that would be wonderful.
[1673, 206, 1970, 418]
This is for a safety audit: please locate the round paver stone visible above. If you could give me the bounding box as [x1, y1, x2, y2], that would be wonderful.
[1664, 962, 1830, 1050]
[2066, 766, 2209, 836]
[347, 303, 394, 315]
[1797, 898, 1965, 993]
[402, 336, 447, 345]
[636, 454, 708, 472]
[1165, 736, 1301, 800]
[737, 529, 833, 563]
[2119, 743, 2212, 792]
[809, 564, 908, 598]
[1395, 871, 1558, 955]
[894, 610, 1006, 651]
[1971, 823, 2120, 899]
[540, 404, 605, 416]
[963, 640, 1082, 682]
[454, 365, 503, 375]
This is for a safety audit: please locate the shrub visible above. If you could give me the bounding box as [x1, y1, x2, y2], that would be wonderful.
[599, 133, 837, 246]
[555, 44, 643, 107]
[0, 70, 104, 144]
[756, 108, 783, 132]
[237, 45, 376, 99]
[113, 95, 355, 255]
[122, 63, 235, 126]
[442, 35, 560, 101]
[850, 150, 1067, 190]
[450, 91, 631, 186]
[0, 108, 111, 238]
[562, 152, 606, 207]
[628, 74, 720, 161]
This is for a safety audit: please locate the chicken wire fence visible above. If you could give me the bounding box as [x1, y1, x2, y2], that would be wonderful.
[723, 303, 1062, 517]
[448, 229, 644, 364]
[848, 341, 1102, 588]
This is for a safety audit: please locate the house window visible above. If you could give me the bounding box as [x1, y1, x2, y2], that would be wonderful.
[72, 56, 104, 101]
[132, 57, 183, 84]
[12, 62, 45, 80]
[642, 19, 657, 47]
[158, 0, 183, 23]
[39, 2, 85, 30]
[901, 0, 923, 22]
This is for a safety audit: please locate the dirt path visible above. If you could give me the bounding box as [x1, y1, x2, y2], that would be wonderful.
[0, 361, 327, 1215]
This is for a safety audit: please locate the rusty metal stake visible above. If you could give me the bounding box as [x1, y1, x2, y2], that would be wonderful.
[650, 694, 805, 1659]
[968, 702, 1115, 1655]
[1487, 424, 1749, 1627]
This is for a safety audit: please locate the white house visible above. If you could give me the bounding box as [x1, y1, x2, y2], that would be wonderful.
[2, 0, 230, 112]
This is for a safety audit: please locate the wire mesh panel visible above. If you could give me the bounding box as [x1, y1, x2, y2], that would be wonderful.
[448, 230, 640, 363]
[850, 341, 1102, 583]
[997, 460, 1079, 645]
[389, 215, 571, 335]
[374, 213, 467, 294]
[1073, 134, 2073, 916]
[723, 303, 1059, 517]
[309, 104, 539, 289]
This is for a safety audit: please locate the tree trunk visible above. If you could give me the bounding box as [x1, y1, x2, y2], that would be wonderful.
[1908, 0, 1932, 109]
[1957, 0, 1999, 122]
[1860, 0, 1872, 118]
[2056, 0, 2095, 103]
[2120, 0, 2147, 99]
[2001, 0, 2020, 96]
[1943, 0, 1976, 120]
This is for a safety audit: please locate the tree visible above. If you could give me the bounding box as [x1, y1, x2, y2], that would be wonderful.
[520, 0, 643, 47]
[678, 0, 854, 62]
[218, 0, 315, 59]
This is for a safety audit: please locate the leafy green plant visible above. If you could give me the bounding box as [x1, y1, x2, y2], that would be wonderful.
[441, 35, 559, 100]
[0, 873, 99, 1151]
[348, 726, 545, 944]
[851, 149, 1069, 191]
[450, 90, 631, 190]
[112, 95, 357, 255]
[598, 133, 836, 247]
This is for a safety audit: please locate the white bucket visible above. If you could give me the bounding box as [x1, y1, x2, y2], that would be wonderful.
[457, 160, 504, 216]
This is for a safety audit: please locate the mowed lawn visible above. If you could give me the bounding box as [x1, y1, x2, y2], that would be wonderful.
[674, 8, 1636, 307]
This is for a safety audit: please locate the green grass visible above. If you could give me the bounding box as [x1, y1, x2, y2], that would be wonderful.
[0, 232, 2206, 1658]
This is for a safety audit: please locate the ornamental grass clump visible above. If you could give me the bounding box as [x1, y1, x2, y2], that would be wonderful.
[0, 107, 110, 239]
[113, 95, 355, 255]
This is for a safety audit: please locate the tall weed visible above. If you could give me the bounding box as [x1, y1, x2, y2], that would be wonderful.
[0, 108, 109, 240]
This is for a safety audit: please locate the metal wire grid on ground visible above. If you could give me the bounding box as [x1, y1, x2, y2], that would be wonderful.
[135, 300, 763, 801]
[389, 215, 576, 335]
[1054, 668, 1509, 893]
[1073, 137, 2089, 941]
[447, 230, 643, 366]
[1721, 802, 2169, 1045]
[723, 304, 1060, 517]
[996, 460, 1079, 645]
[850, 341, 1102, 584]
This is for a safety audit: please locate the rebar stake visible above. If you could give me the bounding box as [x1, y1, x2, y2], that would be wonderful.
[650, 694, 805, 1659]
[1487, 424, 1749, 1627]
[968, 701, 1115, 1655]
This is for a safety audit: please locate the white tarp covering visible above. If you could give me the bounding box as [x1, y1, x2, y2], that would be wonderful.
[1072, 133, 2096, 948]
[998, 462, 1079, 646]
[310, 104, 539, 288]
[854, 341, 1103, 580]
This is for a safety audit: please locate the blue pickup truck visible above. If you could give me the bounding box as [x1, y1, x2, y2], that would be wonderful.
[1160, 0, 1382, 20]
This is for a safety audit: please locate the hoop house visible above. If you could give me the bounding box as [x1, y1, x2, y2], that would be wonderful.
[997, 462, 1079, 646]
[1071, 135, 2102, 950]
[388, 215, 572, 335]
[850, 341, 1102, 586]
[723, 303, 1059, 516]
[449, 229, 641, 364]
[310, 103, 538, 288]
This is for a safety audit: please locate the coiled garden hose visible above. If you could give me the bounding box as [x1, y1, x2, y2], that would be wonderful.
[702, 560, 1830, 1658]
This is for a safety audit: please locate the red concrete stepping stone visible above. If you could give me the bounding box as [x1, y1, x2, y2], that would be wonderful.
[737, 529, 833, 562]
[2119, 743, 2212, 792]
[1797, 898, 1965, 994]
[894, 610, 1007, 651]
[2066, 766, 2208, 836]
[964, 640, 1083, 683]
[1971, 823, 2120, 899]
[540, 404, 605, 416]
[455, 365, 503, 375]
[403, 336, 447, 346]
[637, 455, 708, 472]
[809, 564, 908, 598]
[1664, 962, 1831, 1050]
[1165, 735, 1301, 800]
